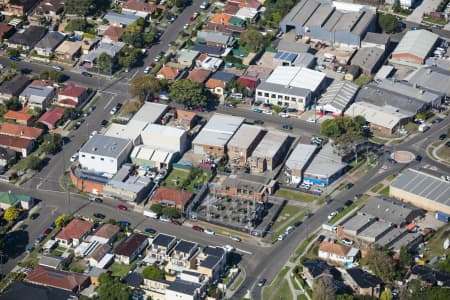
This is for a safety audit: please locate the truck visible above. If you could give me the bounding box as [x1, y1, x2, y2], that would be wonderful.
[436, 211, 450, 223]
[324, 53, 336, 61]
[418, 124, 430, 133]
[144, 210, 160, 219]
[322, 223, 337, 233]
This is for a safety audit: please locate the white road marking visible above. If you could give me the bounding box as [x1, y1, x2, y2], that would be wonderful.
[236, 248, 252, 255]
[104, 97, 114, 109]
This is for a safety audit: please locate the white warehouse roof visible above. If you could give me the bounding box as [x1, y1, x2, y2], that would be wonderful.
[393, 29, 439, 60]
[285, 143, 317, 172]
[266, 66, 326, 93]
[193, 114, 244, 147]
[132, 102, 168, 124]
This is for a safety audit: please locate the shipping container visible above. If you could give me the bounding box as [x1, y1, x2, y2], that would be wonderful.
[436, 211, 450, 223]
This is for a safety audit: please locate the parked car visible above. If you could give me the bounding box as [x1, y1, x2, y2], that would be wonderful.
[285, 226, 295, 234]
[144, 66, 151, 74]
[110, 107, 118, 115]
[93, 213, 106, 219]
[342, 238, 354, 245]
[89, 131, 98, 139]
[145, 228, 157, 235]
[346, 182, 354, 190]
[254, 119, 264, 125]
[230, 235, 241, 242]
[30, 213, 39, 220]
[278, 233, 286, 241]
[9, 56, 20, 61]
[317, 235, 325, 242]
[70, 153, 78, 162]
[43, 228, 52, 236]
[160, 215, 171, 222]
[282, 124, 293, 130]
[336, 207, 344, 213]
[293, 221, 302, 227]
[117, 204, 127, 211]
[100, 120, 108, 127]
[327, 211, 337, 220]
[204, 228, 215, 235]
[52, 65, 63, 71]
[252, 108, 262, 113]
[439, 133, 447, 140]
[415, 155, 422, 161]
[183, 23, 189, 30]
[26, 245, 35, 253]
[262, 110, 273, 115]
[192, 225, 204, 232]
[279, 112, 289, 118]
[117, 221, 130, 227]
[344, 199, 353, 207]
[257, 278, 267, 287]
[35, 235, 45, 245]
[81, 71, 92, 77]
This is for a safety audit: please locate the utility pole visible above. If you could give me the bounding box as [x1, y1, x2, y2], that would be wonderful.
[62, 139, 71, 215]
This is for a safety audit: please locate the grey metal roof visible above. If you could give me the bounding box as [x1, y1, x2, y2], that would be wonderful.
[227, 124, 263, 150]
[104, 12, 141, 25]
[252, 130, 289, 158]
[293, 52, 316, 68]
[285, 143, 316, 172]
[193, 114, 244, 148]
[197, 31, 232, 45]
[19, 84, 54, 99]
[193, 44, 225, 56]
[393, 29, 439, 60]
[351, 47, 385, 73]
[152, 234, 176, 248]
[351, 9, 375, 36]
[167, 279, 201, 295]
[362, 32, 389, 45]
[359, 196, 416, 225]
[318, 81, 359, 112]
[35, 31, 65, 50]
[79, 135, 131, 159]
[341, 214, 374, 234]
[291, 0, 320, 26]
[305, 3, 334, 27]
[211, 71, 235, 82]
[84, 41, 125, 62]
[277, 40, 310, 54]
[132, 102, 168, 124]
[304, 143, 346, 178]
[406, 65, 450, 97]
[256, 81, 311, 98]
[323, 10, 342, 31]
[358, 220, 392, 242]
[334, 11, 363, 32]
[8, 26, 47, 47]
[391, 168, 450, 207]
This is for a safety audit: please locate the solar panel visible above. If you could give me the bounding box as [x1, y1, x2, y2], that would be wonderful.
[275, 51, 298, 62]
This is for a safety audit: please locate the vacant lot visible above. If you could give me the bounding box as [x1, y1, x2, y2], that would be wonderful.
[163, 167, 211, 192]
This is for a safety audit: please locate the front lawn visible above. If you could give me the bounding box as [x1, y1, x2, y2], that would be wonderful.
[110, 262, 134, 278]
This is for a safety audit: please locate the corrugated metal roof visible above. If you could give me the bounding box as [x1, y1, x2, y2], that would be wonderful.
[393, 29, 439, 60]
[285, 143, 317, 172]
[318, 81, 359, 112]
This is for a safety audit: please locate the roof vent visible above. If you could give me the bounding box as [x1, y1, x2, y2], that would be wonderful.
[93, 147, 97, 151]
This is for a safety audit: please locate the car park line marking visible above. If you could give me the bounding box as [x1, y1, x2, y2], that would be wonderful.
[236, 248, 252, 255]
[104, 97, 114, 109]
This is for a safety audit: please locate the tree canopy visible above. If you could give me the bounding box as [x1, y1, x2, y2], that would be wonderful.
[96, 272, 132, 300]
[320, 116, 367, 154]
[41, 133, 63, 155]
[64, 18, 88, 32]
[169, 79, 207, 108]
[263, 0, 297, 28]
[118, 45, 141, 69]
[313, 275, 336, 300]
[378, 14, 399, 33]
[97, 53, 114, 74]
[142, 265, 165, 280]
[239, 28, 267, 52]
[365, 247, 396, 282]
[55, 214, 68, 228]
[130, 75, 162, 101]
[65, 0, 109, 17]
[4, 207, 19, 223]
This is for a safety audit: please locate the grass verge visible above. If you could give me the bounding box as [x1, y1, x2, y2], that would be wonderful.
[275, 189, 317, 202]
[262, 266, 290, 300]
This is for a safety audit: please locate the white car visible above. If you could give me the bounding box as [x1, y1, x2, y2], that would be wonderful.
[278, 233, 286, 241]
[285, 226, 295, 234]
[160, 215, 171, 222]
[204, 228, 215, 235]
[327, 211, 338, 220]
[144, 66, 151, 74]
[230, 235, 241, 242]
[223, 245, 235, 252]
[89, 131, 98, 139]
[306, 117, 316, 123]
[342, 238, 354, 245]
[183, 23, 189, 29]
[70, 153, 78, 162]
[279, 112, 289, 118]
[110, 107, 117, 115]
[263, 110, 273, 115]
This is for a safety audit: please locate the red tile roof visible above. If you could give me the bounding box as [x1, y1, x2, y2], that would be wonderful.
[4, 110, 33, 122]
[25, 265, 90, 292]
[319, 241, 352, 257]
[152, 187, 193, 209]
[60, 83, 87, 98]
[103, 25, 125, 42]
[31, 79, 54, 87]
[57, 98, 78, 108]
[238, 76, 259, 89]
[222, 4, 240, 15]
[0, 24, 13, 39]
[206, 78, 226, 89]
[115, 233, 148, 257]
[93, 224, 120, 240]
[38, 107, 65, 129]
[123, 0, 156, 13]
[187, 69, 212, 83]
[55, 218, 94, 242]
[157, 66, 179, 80]
[210, 13, 232, 25]
[0, 134, 33, 150]
[0, 123, 43, 140]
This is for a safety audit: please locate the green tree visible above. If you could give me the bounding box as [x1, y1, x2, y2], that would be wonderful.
[169, 79, 207, 108]
[25, 156, 42, 170]
[142, 265, 165, 280]
[65, 18, 88, 32]
[4, 206, 19, 223]
[9, 61, 17, 69]
[175, 0, 189, 7]
[399, 246, 413, 269]
[55, 214, 68, 227]
[313, 275, 336, 300]
[48, 70, 63, 83]
[64, 0, 93, 16]
[380, 288, 393, 300]
[226, 80, 245, 94]
[7, 48, 19, 57]
[118, 46, 141, 70]
[150, 203, 163, 214]
[41, 133, 63, 154]
[120, 31, 145, 48]
[239, 28, 265, 51]
[130, 75, 162, 101]
[5, 96, 22, 111]
[40, 70, 49, 80]
[97, 53, 114, 74]
[378, 14, 399, 33]
[365, 247, 396, 282]
[162, 207, 181, 219]
[97, 272, 132, 300]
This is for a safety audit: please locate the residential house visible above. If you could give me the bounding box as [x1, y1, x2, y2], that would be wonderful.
[195, 54, 223, 71]
[187, 69, 212, 84]
[302, 259, 337, 287]
[81, 37, 99, 55]
[0, 24, 14, 41]
[0, 123, 42, 140]
[151, 187, 193, 213]
[2, 0, 40, 16]
[197, 246, 227, 282]
[192, 44, 225, 57]
[318, 241, 359, 266]
[114, 233, 149, 265]
[410, 265, 450, 287]
[0, 75, 31, 101]
[147, 233, 177, 262]
[197, 31, 234, 48]
[0, 192, 33, 210]
[90, 224, 120, 244]
[177, 49, 200, 68]
[166, 279, 202, 300]
[122, 0, 156, 19]
[35, 0, 64, 17]
[3, 110, 33, 126]
[166, 240, 199, 273]
[156, 65, 180, 80]
[0, 134, 34, 157]
[54, 40, 82, 61]
[34, 31, 65, 57]
[37, 107, 65, 129]
[82, 41, 125, 68]
[24, 265, 90, 292]
[0, 281, 76, 300]
[0, 148, 16, 167]
[102, 25, 125, 42]
[19, 83, 55, 110]
[204, 22, 246, 36]
[103, 12, 141, 27]
[210, 13, 232, 26]
[55, 219, 94, 247]
[7, 25, 47, 50]
[142, 277, 171, 297]
[237, 76, 259, 96]
[346, 268, 383, 298]
[88, 244, 112, 267]
[205, 71, 236, 97]
[79, 135, 133, 174]
[57, 83, 89, 108]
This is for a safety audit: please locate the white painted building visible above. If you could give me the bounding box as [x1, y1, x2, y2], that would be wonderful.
[141, 124, 188, 153]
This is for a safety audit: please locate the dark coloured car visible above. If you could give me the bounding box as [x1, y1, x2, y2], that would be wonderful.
[192, 225, 204, 232]
[26, 245, 35, 253]
[446, 140, 450, 147]
[415, 155, 422, 162]
[145, 228, 157, 235]
[344, 200, 353, 207]
[9, 56, 20, 61]
[117, 221, 131, 227]
[282, 124, 293, 130]
[293, 221, 302, 227]
[336, 207, 344, 213]
[254, 119, 264, 125]
[35, 235, 45, 244]
[317, 235, 325, 242]
[43, 228, 52, 236]
[346, 182, 354, 190]
[387, 158, 397, 164]
[93, 213, 106, 219]
[433, 118, 444, 124]
[30, 213, 39, 220]
[100, 120, 108, 127]
[81, 71, 92, 77]
[439, 134, 447, 140]
[49, 222, 56, 229]
[117, 204, 127, 211]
